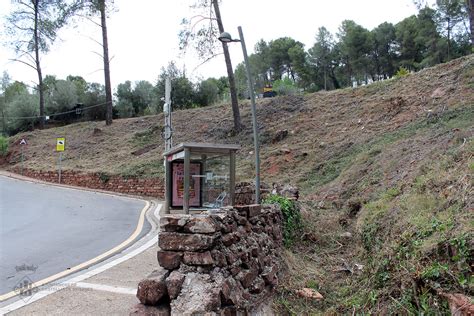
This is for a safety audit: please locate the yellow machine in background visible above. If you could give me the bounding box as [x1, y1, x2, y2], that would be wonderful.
[263, 84, 276, 98]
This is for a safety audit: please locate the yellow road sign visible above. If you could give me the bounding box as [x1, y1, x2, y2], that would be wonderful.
[56, 138, 65, 152]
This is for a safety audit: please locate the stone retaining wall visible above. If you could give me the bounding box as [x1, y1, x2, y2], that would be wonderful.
[11, 168, 165, 198]
[136, 204, 285, 315]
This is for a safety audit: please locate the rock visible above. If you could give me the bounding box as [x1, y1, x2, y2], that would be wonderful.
[222, 233, 236, 246]
[236, 267, 258, 289]
[262, 265, 278, 287]
[166, 271, 185, 299]
[136, 278, 168, 305]
[271, 183, 299, 200]
[234, 205, 249, 216]
[183, 251, 214, 266]
[129, 303, 170, 316]
[439, 292, 474, 315]
[171, 273, 222, 315]
[160, 215, 189, 232]
[295, 288, 324, 300]
[159, 232, 215, 252]
[221, 277, 243, 306]
[157, 251, 183, 270]
[272, 130, 288, 143]
[183, 216, 219, 234]
[211, 250, 227, 267]
[92, 128, 103, 136]
[247, 204, 261, 217]
[339, 232, 353, 239]
[249, 277, 265, 294]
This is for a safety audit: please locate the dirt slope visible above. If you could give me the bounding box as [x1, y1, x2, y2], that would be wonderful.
[4, 54, 473, 314]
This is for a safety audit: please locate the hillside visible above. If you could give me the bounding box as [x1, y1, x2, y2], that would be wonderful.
[3, 55, 474, 314]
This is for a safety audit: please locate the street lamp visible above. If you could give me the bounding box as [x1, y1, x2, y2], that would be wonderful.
[219, 26, 260, 204]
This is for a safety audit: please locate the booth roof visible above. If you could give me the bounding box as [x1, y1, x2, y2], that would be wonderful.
[163, 142, 241, 157]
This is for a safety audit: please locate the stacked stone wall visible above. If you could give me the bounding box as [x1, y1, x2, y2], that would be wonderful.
[11, 168, 164, 198]
[137, 204, 285, 315]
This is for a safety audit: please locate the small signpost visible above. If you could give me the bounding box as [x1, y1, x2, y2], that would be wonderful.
[19, 139, 27, 175]
[56, 138, 65, 183]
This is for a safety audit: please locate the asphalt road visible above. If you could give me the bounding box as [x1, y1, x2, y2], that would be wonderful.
[0, 175, 149, 296]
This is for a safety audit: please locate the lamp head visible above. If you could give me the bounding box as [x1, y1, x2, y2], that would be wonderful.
[218, 31, 237, 43]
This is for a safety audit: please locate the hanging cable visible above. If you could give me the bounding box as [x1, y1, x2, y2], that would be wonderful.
[3, 101, 110, 120]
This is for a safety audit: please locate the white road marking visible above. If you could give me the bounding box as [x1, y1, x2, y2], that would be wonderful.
[75, 282, 137, 296]
[0, 204, 161, 315]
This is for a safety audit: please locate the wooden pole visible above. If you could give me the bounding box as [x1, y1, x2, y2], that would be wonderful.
[58, 152, 62, 184]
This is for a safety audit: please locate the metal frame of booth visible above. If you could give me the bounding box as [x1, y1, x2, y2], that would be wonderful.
[163, 142, 240, 214]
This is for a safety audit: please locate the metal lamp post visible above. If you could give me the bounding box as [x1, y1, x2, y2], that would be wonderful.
[218, 26, 260, 204]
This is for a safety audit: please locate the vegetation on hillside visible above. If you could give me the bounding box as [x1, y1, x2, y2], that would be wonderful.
[1, 0, 472, 136]
[5, 53, 473, 314]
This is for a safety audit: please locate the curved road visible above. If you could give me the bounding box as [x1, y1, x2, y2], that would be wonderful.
[0, 175, 149, 297]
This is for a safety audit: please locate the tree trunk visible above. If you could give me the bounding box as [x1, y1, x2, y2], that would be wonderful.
[33, 0, 44, 129]
[447, 18, 451, 60]
[212, 0, 241, 132]
[468, 0, 474, 46]
[99, 0, 113, 125]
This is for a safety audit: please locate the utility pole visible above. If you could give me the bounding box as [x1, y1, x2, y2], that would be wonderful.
[163, 77, 172, 214]
[164, 77, 172, 151]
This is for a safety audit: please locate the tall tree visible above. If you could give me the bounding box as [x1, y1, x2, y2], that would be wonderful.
[371, 22, 397, 79]
[0, 72, 11, 135]
[308, 27, 337, 90]
[338, 20, 372, 84]
[179, 0, 241, 132]
[6, 0, 79, 129]
[468, 0, 474, 46]
[76, 0, 114, 125]
[435, 0, 468, 58]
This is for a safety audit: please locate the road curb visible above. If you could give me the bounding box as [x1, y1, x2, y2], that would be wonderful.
[0, 173, 162, 309]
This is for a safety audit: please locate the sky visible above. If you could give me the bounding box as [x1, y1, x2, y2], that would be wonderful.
[0, 0, 421, 91]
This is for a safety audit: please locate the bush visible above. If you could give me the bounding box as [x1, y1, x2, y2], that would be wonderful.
[0, 135, 8, 156]
[395, 67, 410, 78]
[5, 93, 39, 134]
[273, 78, 299, 96]
[264, 194, 301, 247]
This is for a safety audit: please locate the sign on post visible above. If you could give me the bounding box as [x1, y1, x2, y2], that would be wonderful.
[56, 137, 65, 183]
[19, 139, 27, 175]
[56, 138, 65, 152]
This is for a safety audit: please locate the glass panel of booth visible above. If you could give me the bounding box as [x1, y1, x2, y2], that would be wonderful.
[163, 143, 239, 213]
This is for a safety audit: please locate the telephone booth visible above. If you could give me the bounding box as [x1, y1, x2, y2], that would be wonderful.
[163, 142, 240, 214]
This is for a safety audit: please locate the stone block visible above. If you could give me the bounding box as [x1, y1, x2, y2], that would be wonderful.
[170, 273, 221, 315]
[136, 279, 168, 305]
[159, 232, 215, 251]
[249, 277, 265, 294]
[211, 250, 227, 267]
[222, 233, 236, 246]
[166, 271, 185, 299]
[236, 267, 258, 289]
[247, 204, 262, 217]
[183, 216, 219, 234]
[157, 251, 183, 270]
[160, 215, 189, 232]
[183, 251, 214, 266]
[262, 265, 278, 287]
[221, 277, 243, 306]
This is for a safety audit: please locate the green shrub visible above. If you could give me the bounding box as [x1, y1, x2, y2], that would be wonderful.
[264, 194, 301, 247]
[273, 78, 299, 96]
[395, 67, 410, 78]
[0, 135, 8, 156]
